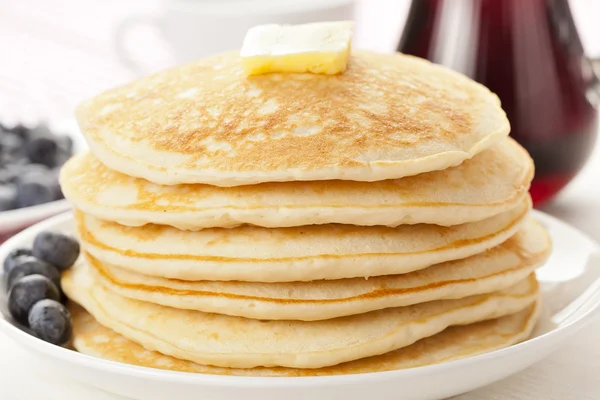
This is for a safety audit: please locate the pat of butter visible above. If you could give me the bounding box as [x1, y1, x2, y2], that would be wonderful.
[240, 21, 354, 76]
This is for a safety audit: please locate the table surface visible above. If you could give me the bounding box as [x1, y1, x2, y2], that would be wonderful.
[1, 1, 600, 399]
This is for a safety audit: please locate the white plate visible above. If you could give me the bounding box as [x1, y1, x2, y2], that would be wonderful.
[0, 119, 87, 234]
[0, 211, 599, 400]
[0, 200, 70, 235]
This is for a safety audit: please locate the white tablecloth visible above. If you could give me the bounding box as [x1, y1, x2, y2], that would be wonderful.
[1, 1, 600, 398]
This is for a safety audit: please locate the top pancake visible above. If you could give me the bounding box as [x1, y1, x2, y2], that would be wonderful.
[76, 51, 510, 186]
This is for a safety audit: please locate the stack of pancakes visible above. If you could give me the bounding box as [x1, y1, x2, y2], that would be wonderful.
[59, 51, 551, 376]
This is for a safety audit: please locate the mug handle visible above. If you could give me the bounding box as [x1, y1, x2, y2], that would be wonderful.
[113, 15, 159, 75]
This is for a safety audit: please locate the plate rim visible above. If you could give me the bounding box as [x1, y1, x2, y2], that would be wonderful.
[0, 210, 599, 387]
[0, 199, 70, 227]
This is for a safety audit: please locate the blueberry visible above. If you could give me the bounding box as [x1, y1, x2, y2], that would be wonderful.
[59, 288, 68, 304]
[0, 133, 24, 162]
[18, 163, 49, 177]
[25, 124, 58, 167]
[28, 123, 52, 139]
[55, 135, 73, 155]
[28, 299, 72, 345]
[0, 184, 17, 211]
[33, 231, 80, 270]
[8, 275, 60, 324]
[54, 153, 71, 169]
[15, 163, 50, 185]
[0, 153, 13, 166]
[26, 138, 58, 168]
[49, 167, 64, 200]
[16, 172, 54, 208]
[6, 256, 61, 290]
[7, 124, 30, 140]
[1, 132, 24, 151]
[2, 248, 33, 274]
[0, 167, 20, 184]
[54, 151, 72, 171]
[12, 158, 28, 166]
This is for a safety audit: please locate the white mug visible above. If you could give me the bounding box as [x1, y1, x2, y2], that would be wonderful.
[114, 0, 356, 74]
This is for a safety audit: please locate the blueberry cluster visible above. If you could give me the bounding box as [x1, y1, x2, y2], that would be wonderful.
[3, 231, 80, 345]
[0, 123, 74, 211]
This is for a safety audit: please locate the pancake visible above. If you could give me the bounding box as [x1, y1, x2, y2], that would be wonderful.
[88, 218, 550, 320]
[60, 138, 532, 229]
[76, 197, 530, 282]
[62, 262, 539, 369]
[71, 300, 541, 376]
[75, 51, 509, 186]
